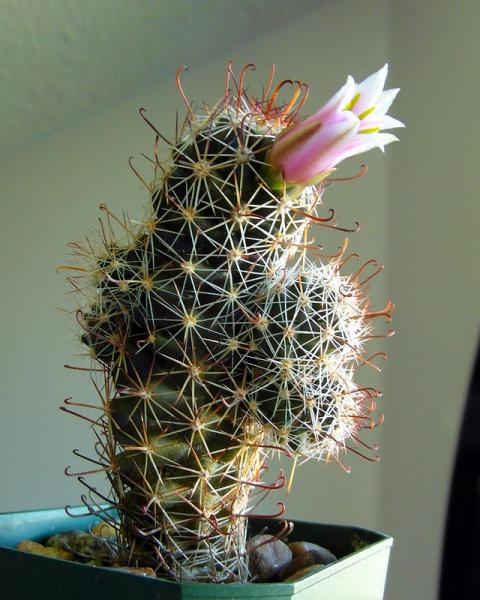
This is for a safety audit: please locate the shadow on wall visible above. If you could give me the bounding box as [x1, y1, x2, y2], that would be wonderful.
[440, 339, 480, 599]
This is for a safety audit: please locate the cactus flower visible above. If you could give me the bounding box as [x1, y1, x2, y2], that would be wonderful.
[269, 64, 404, 186]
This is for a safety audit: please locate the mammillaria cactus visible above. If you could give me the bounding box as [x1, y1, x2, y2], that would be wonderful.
[62, 62, 402, 583]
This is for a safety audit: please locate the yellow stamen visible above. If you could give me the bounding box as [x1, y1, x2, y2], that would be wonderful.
[359, 127, 380, 134]
[358, 106, 376, 120]
[344, 92, 360, 111]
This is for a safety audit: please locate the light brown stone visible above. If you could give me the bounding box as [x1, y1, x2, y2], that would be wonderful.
[17, 539, 74, 561]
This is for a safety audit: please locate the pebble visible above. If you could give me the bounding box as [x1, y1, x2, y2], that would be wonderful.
[277, 544, 338, 582]
[247, 533, 292, 582]
[46, 530, 115, 562]
[91, 522, 116, 538]
[18, 525, 337, 585]
[17, 539, 74, 561]
[277, 550, 326, 581]
[288, 541, 337, 564]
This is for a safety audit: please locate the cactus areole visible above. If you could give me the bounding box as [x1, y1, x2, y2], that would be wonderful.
[63, 63, 402, 583]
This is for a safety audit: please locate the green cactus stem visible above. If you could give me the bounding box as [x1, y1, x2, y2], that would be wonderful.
[62, 63, 393, 582]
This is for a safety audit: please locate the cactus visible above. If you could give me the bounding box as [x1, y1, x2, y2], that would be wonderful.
[63, 63, 400, 582]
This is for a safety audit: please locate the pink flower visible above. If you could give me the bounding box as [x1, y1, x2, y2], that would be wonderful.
[269, 64, 404, 186]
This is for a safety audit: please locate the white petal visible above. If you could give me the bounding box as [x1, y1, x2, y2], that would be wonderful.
[354, 64, 388, 115]
[375, 88, 400, 115]
[379, 115, 405, 129]
[334, 132, 398, 163]
[303, 75, 356, 126]
[333, 138, 381, 163]
[325, 75, 357, 114]
[339, 75, 357, 110]
[361, 114, 405, 130]
[370, 132, 399, 151]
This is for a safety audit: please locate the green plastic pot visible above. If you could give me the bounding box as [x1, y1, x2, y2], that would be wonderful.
[0, 506, 392, 599]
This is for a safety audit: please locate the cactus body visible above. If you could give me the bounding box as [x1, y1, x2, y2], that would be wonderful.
[66, 65, 393, 582]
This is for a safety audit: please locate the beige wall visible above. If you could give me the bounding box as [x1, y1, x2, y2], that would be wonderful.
[1, 1, 478, 599]
[382, 1, 480, 599]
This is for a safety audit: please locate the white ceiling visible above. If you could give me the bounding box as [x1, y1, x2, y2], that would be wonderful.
[0, 0, 323, 159]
